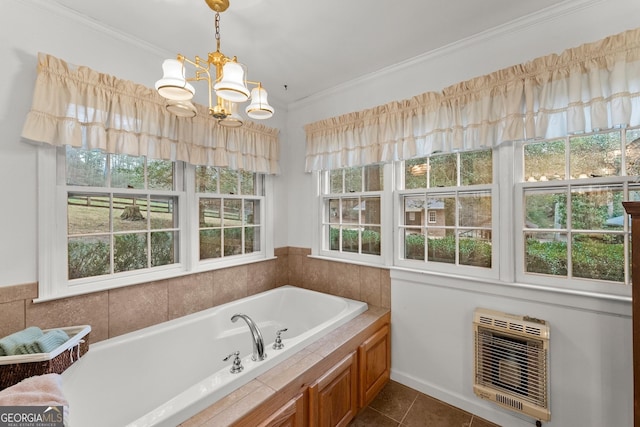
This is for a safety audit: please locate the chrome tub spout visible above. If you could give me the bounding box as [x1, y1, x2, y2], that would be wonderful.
[231, 313, 267, 361]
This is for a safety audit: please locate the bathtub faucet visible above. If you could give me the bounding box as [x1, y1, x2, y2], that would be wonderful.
[231, 314, 267, 361]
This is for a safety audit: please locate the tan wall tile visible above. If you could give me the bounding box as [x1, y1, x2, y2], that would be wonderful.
[26, 291, 109, 343]
[247, 260, 276, 296]
[303, 257, 328, 293]
[108, 282, 168, 339]
[359, 266, 382, 307]
[167, 271, 215, 320]
[0, 283, 37, 304]
[329, 261, 360, 300]
[213, 265, 248, 306]
[0, 300, 25, 337]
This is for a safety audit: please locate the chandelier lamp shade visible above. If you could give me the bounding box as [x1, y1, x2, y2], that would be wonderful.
[155, 0, 274, 126]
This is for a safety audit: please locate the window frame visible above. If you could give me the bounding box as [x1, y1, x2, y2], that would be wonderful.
[36, 146, 274, 302]
[311, 163, 393, 267]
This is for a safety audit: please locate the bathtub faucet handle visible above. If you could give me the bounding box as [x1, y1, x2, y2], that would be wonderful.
[223, 351, 244, 374]
[273, 328, 288, 350]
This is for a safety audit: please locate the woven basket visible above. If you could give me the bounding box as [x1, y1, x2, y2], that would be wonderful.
[0, 325, 91, 390]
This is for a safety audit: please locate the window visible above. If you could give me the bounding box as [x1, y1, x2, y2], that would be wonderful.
[398, 150, 495, 275]
[37, 146, 272, 301]
[317, 165, 386, 261]
[196, 167, 264, 260]
[517, 127, 640, 291]
[65, 147, 181, 280]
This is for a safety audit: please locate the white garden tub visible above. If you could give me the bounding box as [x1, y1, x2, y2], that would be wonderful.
[61, 285, 368, 427]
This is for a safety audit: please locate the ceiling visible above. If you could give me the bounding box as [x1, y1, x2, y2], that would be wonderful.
[49, 0, 566, 107]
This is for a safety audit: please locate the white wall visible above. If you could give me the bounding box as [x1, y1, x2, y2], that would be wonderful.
[284, 0, 640, 425]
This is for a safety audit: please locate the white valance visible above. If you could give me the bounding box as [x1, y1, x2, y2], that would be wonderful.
[305, 27, 640, 171]
[21, 53, 280, 174]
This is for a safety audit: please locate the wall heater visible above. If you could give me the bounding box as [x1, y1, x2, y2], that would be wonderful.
[473, 308, 551, 422]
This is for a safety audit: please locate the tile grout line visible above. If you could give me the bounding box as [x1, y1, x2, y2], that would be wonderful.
[397, 393, 419, 426]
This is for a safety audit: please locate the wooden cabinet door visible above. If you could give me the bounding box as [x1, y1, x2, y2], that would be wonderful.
[309, 352, 358, 427]
[358, 324, 390, 408]
[257, 393, 305, 427]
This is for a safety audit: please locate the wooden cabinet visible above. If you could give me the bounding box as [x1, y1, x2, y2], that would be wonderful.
[257, 393, 305, 427]
[358, 324, 390, 408]
[233, 312, 391, 427]
[309, 352, 358, 427]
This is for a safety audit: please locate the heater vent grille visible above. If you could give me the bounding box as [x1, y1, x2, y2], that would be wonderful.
[473, 308, 550, 422]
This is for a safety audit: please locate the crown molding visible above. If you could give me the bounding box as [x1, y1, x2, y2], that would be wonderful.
[289, 0, 603, 110]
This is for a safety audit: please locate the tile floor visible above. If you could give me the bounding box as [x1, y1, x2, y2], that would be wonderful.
[349, 380, 501, 427]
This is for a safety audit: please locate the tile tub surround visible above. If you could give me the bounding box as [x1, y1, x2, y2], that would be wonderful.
[0, 247, 390, 343]
[180, 306, 391, 426]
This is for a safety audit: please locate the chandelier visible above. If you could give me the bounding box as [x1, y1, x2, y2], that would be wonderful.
[155, 0, 274, 127]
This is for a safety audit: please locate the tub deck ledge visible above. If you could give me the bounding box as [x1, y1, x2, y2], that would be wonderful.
[180, 305, 390, 427]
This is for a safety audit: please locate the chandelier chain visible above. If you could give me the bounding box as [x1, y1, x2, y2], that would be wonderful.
[215, 12, 221, 46]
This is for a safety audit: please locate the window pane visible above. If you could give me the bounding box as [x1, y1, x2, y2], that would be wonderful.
[362, 226, 381, 255]
[459, 192, 491, 228]
[571, 186, 623, 231]
[569, 131, 621, 179]
[151, 231, 176, 267]
[114, 196, 147, 232]
[461, 150, 492, 185]
[111, 154, 145, 189]
[245, 226, 260, 253]
[68, 193, 110, 235]
[149, 197, 178, 230]
[405, 158, 428, 189]
[459, 232, 492, 267]
[244, 200, 259, 225]
[404, 229, 424, 260]
[200, 198, 221, 227]
[404, 196, 425, 226]
[524, 139, 566, 182]
[361, 197, 381, 225]
[196, 166, 218, 193]
[149, 197, 176, 230]
[68, 236, 110, 279]
[329, 226, 340, 250]
[329, 199, 340, 223]
[341, 198, 360, 224]
[223, 199, 242, 225]
[147, 160, 173, 190]
[427, 230, 455, 264]
[200, 229, 221, 260]
[427, 196, 455, 227]
[572, 233, 624, 282]
[364, 165, 384, 191]
[330, 170, 343, 193]
[429, 154, 457, 187]
[626, 129, 640, 176]
[525, 232, 567, 276]
[66, 147, 107, 187]
[345, 168, 362, 193]
[240, 171, 255, 195]
[341, 228, 359, 253]
[224, 227, 242, 256]
[524, 189, 567, 229]
[114, 233, 147, 273]
[220, 169, 238, 194]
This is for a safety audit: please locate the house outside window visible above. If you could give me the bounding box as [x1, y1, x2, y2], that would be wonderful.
[398, 150, 495, 275]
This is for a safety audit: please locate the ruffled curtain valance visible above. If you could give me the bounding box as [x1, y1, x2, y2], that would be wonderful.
[305, 27, 640, 171]
[21, 53, 280, 174]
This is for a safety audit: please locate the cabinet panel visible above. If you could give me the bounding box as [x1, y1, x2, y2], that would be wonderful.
[358, 324, 390, 407]
[309, 352, 358, 427]
[257, 393, 305, 427]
